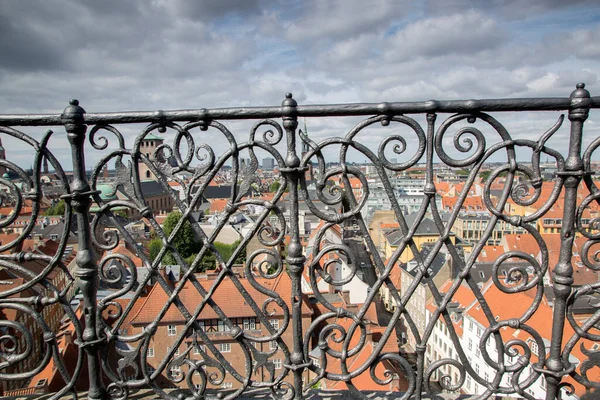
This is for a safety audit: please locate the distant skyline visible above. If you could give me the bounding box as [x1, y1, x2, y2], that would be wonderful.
[1, 1, 600, 169]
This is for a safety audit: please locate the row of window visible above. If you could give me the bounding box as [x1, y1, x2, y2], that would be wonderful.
[148, 340, 280, 358]
[167, 318, 279, 336]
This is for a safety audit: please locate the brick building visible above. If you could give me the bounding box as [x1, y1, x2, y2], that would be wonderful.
[113, 270, 313, 390]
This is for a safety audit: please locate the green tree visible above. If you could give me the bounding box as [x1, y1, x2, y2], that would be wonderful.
[479, 170, 492, 181]
[149, 211, 248, 272]
[45, 200, 65, 216]
[115, 210, 128, 218]
[148, 238, 163, 263]
[213, 240, 246, 265]
[162, 211, 202, 260]
[269, 180, 281, 193]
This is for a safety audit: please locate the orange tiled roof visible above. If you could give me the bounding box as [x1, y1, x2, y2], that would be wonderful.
[435, 181, 452, 195]
[128, 272, 311, 325]
[442, 195, 484, 211]
[109, 243, 144, 268]
[463, 280, 599, 397]
[320, 315, 400, 391]
[476, 245, 505, 263]
[380, 222, 400, 230]
[209, 198, 229, 214]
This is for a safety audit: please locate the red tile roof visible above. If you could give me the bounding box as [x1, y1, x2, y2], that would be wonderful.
[463, 280, 599, 397]
[128, 272, 311, 325]
[209, 198, 229, 214]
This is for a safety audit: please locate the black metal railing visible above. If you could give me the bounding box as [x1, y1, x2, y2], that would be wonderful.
[0, 84, 599, 400]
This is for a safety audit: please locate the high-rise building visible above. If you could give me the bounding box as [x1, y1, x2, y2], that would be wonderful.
[262, 157, 275, 170]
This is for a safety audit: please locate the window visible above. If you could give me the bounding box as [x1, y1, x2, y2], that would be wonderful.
[168, 325, 177, 336]
[197, 320, 205, 331]
[169, 365, 181, 377]
[146, 170, 151, 178]
[220, 343, 231, 353]
[194, 344, 205, 355]
[476, 326, 481, 338]
[243, 318, 256, 330]
[221, 382, 232, 389]
[274, 359, 282, 369]
[468, 338, 473, 351]
[528, 340, 539, 355]
[269, 340, 278, 351]
[147, 348, 155, 358]
[270, 319, 279, 330]
[469, 320, 473, 331]
[218, 321, 230, 332]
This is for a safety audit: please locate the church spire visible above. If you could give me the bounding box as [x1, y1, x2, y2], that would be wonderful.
[301, 117, 309, 157]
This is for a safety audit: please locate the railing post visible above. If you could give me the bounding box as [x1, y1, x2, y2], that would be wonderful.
[545, 83, 590, 399]
[61, 100, 105, 399]
[281, 93, 307, 399]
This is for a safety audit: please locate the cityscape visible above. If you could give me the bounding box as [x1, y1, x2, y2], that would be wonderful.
[0, 127, 599, 398]
[1, 1, 600, 399]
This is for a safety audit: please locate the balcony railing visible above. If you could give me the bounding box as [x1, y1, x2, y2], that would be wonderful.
[0, 84, 599, 400]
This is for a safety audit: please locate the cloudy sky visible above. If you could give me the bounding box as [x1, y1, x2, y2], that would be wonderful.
[1, 0, 600, 171]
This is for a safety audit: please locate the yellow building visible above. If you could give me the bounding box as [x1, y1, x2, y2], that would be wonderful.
[383, 214, 455, 263]
[453, 212, 526, 246]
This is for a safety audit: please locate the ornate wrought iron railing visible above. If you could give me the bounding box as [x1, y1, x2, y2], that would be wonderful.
[0, 84, 599, 400]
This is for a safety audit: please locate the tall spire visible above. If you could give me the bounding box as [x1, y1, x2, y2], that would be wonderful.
[301, 117, 309, 156]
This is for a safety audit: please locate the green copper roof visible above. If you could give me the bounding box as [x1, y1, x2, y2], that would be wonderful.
[144, 133, 164, 141]
[96, 184, 117, 200]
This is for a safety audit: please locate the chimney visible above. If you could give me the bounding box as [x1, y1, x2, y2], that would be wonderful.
[328, 283, 336, 294]
[340, 290, 350, 305]
[231, 264, 245, 278]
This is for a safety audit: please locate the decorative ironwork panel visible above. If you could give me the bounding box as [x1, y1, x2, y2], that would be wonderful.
[0, 84, 599, 400]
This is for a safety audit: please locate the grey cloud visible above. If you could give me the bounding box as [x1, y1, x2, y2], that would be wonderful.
[282, 0, 415, 43]
[158, 0, 273, 21]
[424, 0, 600, 20]
[0, 8, 65, 71]
[545, 26, 600, 60]
[385, 10, 507, 60]
[0, 1, 599, 169]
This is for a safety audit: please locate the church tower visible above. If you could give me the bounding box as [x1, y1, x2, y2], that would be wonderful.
[138, 134, 164, 180]
[300, 119, 313, 182]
